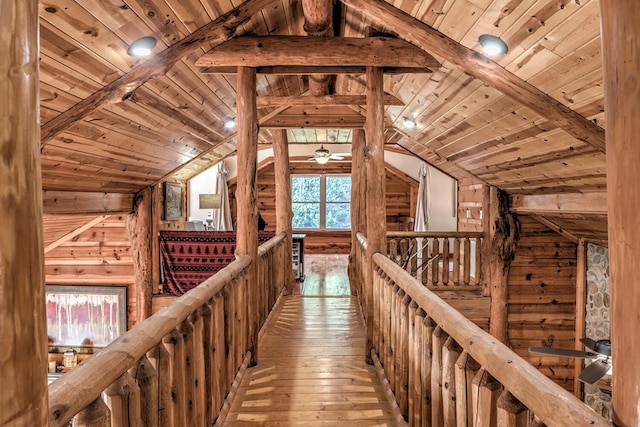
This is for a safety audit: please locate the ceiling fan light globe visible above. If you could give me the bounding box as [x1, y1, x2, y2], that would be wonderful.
[315, 156, 330, 164]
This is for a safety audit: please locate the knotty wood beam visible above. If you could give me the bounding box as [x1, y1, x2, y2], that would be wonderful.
[601, 2, 640, 424]
[235, 66, 259, 365]
[42, 191, 135, 214]
[196, 36, 440, 69]
[302, 0, 335, 95]
[201, 65, 432, 74]
[348, 129, 367, 296]
[40, 0, 279, 147]
[256, 94, 404, 108]
[365, 66, 387, 363]
[339, 0, 605, 153]
[44, 215, 110, 254]
[509, 193, 607, 215]
[126, 188, 153, 323]
[261, 113, 366, 128]
[1, 0, 48, 423]
[528, 214, 578, 244]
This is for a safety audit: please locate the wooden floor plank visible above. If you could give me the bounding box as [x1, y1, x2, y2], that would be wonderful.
[224, 290, 397, 426]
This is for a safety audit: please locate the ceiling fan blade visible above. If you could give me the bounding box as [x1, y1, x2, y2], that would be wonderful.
[330, 155, 344, 160]
[578, 359, 611, 384]
[528, 347, 599, 359]
[580, 338, 598, 352]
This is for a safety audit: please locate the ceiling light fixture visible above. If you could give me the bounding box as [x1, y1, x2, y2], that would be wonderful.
[478, 34, 508, 56]
[314, 146, 331, 164]
[224, 118, 236, 129]
[127, 36, 157, 57]
[403, 116, 416, 128]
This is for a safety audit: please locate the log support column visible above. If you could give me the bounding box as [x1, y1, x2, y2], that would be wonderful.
[273, 129, 295, 294]
[364, 66, 387, 363]
[483, 187, 519, 343]
[126, 186, 154, 323]
[236, 66, 259, 365]
[348, 128, 366, 296]
[600, 3, 640, 425]
[0, 0, 48, 424]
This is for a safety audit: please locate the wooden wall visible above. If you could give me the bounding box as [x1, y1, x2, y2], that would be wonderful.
[44, 214, 136, 331]
[228, 160, 418, 254]
[457, 177, 485, 232]
[507, 215, 578, 392]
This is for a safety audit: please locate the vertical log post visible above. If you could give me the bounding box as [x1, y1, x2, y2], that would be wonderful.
[163, 329, 187, 426]
[148, 343, 172, 426]
[302, 0, 335, 95]
[0, 0, 48, 425]
[574, 238, 587, 397]
[365, 65, 387, 363]
[421, 317, 436, 424]
[236, 65, 259, 365]
[273, 129, 295, 294]
[442, 337, 462, 426]
[104, 371, 141, 427]
[431, 326, 448, 426]
[349, 128, 367, 295]
[497, 391, 529, 427]
[472, 369, 502, 426]
[126, 187, 154, 323]
[601, 4, 640, 424]
[131, 355, 158, 427]
[486, 187, 520, 342]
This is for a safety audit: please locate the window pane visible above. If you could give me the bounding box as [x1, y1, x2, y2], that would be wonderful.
[326, 203, 351, 229]
[292, 203, 320, 228]
[292, 176, 320, 202]
[326, 176, 351, 202]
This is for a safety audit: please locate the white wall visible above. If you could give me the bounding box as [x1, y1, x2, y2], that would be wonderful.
[189, 147, 457, 231]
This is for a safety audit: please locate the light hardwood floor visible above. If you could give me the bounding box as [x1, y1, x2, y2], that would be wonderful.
[223, 254, 398, 426]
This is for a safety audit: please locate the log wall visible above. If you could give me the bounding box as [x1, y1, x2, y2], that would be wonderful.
[44, 214, 137, 331]
[457, 177, 485, 232]
[228, 161, 417, 254]
[507, 215, 578, 391]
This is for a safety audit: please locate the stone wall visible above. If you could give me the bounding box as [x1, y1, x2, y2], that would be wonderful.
[584, 243, 611, 420]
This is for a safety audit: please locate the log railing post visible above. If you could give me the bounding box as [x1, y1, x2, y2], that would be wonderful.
[189, 311, 207, 426]
[431, 326, 448, 426]
[497, 390, 529, 427]
[0, 0, 47, 424]
[236, 65, 259, 365]
[407, 300, 418, 422]
[179, 318, 197, 426]
[163, 329, 186, 426]
[412, 308, 427, 425]
[212, 295, 227, 413]
[273, 129, 295, 295]
[421, 317, 436, 424]
[200, 303, 215, 423]
[472, 369, 503, 426]
[455, 351, 481, 426]
[397, 293, 411, 417]
[148, 343, 172, 426]
[453, 237, 461, 285]
[442, 337, 462, 426]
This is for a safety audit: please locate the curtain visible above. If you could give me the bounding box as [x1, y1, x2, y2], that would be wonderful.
[212, 161, 233, 231]
[414, 162, 430, 232]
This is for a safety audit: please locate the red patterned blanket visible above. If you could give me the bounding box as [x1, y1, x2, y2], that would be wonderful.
[159, 231, 274, 295]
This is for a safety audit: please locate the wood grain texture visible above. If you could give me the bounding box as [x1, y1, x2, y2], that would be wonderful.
[226, 295, 397, 426]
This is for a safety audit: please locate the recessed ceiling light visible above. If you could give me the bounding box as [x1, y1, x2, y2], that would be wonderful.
[478, 34, 508, 56]
[403, 116, 416, 128]
[224, 118, 236, 129]
[127, 36, 157, 57]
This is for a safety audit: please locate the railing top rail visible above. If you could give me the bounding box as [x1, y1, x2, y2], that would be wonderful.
[386, 231, 484, 238]
[258, 231, 286, 256]
[48, 254, 252, 427]
[371, 252, 612, 427]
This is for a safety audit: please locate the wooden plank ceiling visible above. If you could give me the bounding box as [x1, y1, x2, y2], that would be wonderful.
[38, 0, 607, 238]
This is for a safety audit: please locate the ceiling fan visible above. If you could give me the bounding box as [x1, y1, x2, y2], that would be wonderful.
[528, 338, 611, 384]
[310, 145, 350, 164]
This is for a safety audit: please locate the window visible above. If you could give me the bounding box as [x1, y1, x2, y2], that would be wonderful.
[292, 174, 351, 230]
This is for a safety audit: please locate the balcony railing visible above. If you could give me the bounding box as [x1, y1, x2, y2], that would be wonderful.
[48, 233, 287, 427]
[387, 232, 484, 290]
[357, 232, 612, 427]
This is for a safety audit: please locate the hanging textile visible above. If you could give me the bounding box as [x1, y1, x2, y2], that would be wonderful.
[212, 161, 233, 231]
[414, 162, 430, 232]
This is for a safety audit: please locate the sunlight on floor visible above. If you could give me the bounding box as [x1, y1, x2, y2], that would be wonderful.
[294, 254, 351, 296]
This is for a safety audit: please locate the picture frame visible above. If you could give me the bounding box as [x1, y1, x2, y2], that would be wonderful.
[164, 181, 183, 220]
[46, 285, 127, 350]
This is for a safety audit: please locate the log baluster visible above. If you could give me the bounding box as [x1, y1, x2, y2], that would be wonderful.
[431, 239, 441, 286]
[396, 293, 411, 417]
[407, 300, 418, 423]
[148, 343, 172, 426]
[179, 318, 197, 426]
[389, 285, 401, 392]
[497, 391, 529, 427]
[442, 337, 462, 426]
[412, 308, 427, 426]
[464, 237, 471, 285]
[421, 317, 436, 424]
[454, 351, 480, 426]
[421, 238, 429, 286]
[453, 237, 461, 286]
[130, 355, 158, 427]
[200, 303, 215, 423]
[104, 371, 141, 427]
[73, 397, 110, 427]
[409, 238, 418, 274]
[442, 238, 450, 285]
[190, 311, 207, 426]
[472, 369, 503, 426]
[431, 326, 448, 426]
[163, 329, 186, 426]
[212, 295, 227, 414]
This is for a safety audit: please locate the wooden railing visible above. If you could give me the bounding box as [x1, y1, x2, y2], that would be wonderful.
[48, 233, 287, 427]
[357, 232, 612, 427]
[387, 232, 483, 289]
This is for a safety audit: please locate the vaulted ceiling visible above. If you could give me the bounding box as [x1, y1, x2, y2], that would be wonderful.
[38, 0, 607, 239]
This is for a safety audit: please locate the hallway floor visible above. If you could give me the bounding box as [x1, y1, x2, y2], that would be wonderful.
[223, 254, 397, 426]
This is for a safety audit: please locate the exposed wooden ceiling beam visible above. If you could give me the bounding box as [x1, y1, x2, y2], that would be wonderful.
[261, 114, 366, 129]
[302, 0, 336, 95]
[200, 65, 432, 74]
[256, 94, 404, 108]
[510, 193, 607, 215]
[528, 214, 579, 244]
[40, 0, 279, 148]
[339, 0, 606, 153]
[196, 36, 440, 69]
